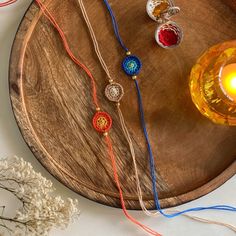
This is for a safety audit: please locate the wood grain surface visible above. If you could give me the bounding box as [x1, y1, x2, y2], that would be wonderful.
[9, 0, 236, 209]
[224, 0, 236, 11]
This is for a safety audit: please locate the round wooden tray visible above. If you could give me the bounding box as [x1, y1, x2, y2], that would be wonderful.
[9, 0, 236, 210]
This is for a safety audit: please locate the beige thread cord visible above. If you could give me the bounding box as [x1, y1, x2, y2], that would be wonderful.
[77, 0, 236, 233]
[78, 0, 112, 80]
[117, 106, 236, 233]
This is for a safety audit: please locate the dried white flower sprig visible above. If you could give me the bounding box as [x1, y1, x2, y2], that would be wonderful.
[0, 156, 80, 236]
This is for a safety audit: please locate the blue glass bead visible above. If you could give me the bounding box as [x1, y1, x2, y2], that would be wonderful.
[122, 56, 142, 76]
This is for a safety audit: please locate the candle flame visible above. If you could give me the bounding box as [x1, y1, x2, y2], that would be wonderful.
[223, 73, 236, 92]
[220, 63, 236, 102]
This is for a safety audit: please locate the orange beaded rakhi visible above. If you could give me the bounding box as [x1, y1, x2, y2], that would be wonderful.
[34, 1, 161, 236]
[31, 1, 236, 235]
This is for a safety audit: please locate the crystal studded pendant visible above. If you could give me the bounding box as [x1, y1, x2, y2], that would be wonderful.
[105, 82, 124, 102]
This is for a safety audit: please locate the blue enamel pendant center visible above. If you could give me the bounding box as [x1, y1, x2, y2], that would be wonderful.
[122, 56, 142, 76]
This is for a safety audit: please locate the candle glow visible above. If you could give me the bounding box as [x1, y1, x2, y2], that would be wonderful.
[219, 63, 236, 102]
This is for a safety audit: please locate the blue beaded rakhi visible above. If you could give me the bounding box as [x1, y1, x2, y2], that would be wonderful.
[122, 55, 142, 76]
[103, 0, 236, 219]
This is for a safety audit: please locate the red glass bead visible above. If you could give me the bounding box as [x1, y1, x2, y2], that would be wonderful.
[92, 111, 112, 133]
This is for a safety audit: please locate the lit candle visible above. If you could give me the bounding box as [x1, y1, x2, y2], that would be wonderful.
[219, 63, 236, 102]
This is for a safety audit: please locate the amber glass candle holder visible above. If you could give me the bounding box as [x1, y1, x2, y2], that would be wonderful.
[189, 40, 236, 125]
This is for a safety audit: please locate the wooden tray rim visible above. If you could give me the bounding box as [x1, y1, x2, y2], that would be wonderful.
[8, 1, 236, 210]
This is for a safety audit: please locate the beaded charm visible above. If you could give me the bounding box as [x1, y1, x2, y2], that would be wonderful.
[105, 82, 124, 102]
[122, 55, 142, 76]
[92, 111, 112, 134]
[146, 0, 183, 48]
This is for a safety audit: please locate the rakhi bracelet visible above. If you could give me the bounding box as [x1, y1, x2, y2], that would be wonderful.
[102, 0, 236, 217]
[13, 0, 236, 232]
[16, 6, 236, 232]
[31, 0, 236, 234]
[77, 0, 236, 232]
[35, 1, 161, 235]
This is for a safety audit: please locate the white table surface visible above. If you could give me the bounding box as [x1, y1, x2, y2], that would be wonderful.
[0, 1, 235, 235]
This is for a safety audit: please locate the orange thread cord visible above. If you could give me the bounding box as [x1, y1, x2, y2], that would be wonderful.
[105, 135, 161, 236]
[35, 0, 99, 109]
[0, 0, 17, 7]
[35, 0, 161, 235]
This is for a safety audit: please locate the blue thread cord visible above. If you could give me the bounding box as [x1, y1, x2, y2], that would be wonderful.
[103, 0, 129, 52]
[103, 0, 236, 217]
[134, 79, 236, 218]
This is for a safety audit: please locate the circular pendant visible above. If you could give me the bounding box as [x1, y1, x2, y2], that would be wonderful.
[122, 55, 142, 76]
[92, 112, 112, 133]
[105, 83, 124, 102]
[146, 0, 170, 21]
[155, 21, 183, 48]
